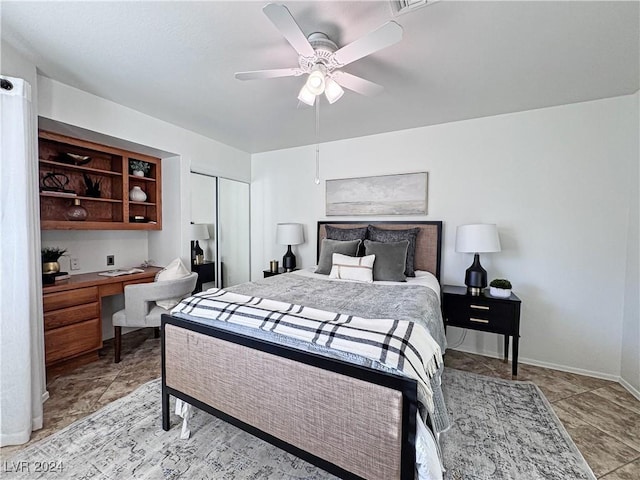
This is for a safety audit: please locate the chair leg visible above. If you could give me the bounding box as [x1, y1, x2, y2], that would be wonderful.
[114, 326, 122, 363]
[154, 327, 160, 339]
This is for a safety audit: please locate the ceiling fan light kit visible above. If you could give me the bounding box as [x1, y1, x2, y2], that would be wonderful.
[235, 3, 404, 185]
[324, 77, 344, 104]
[306, 64, 326, 95]
[235, 3, 404, 106]
[297, 84, 316, 106]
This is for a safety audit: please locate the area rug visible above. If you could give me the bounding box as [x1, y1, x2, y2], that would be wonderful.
[441, 368, 596, 480]
[4, 369, 596, 479]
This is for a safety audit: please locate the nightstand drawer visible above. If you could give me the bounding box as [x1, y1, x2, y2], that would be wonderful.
[445, 300, 516, 333]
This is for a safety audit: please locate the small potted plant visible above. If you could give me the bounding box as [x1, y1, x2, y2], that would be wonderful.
[129, 160, 151, 177]
[489, 278, 512, 298]
[42, 247, 67, 274]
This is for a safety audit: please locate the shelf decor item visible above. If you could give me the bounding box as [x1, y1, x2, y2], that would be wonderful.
[489, 278, 512, 298]
[129, 185, 147, 202]
[83, 173, 101, 197]
[41, 247, 67, 274]
[58, 152, 91, 166]
[455, 223, 502, 296]
[65, 198, 88, 221]
[129, 160, 151, 177]
[41, 172, 74, 194]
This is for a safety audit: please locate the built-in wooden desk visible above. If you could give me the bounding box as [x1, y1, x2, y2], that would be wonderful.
[42, 267, 162, 374]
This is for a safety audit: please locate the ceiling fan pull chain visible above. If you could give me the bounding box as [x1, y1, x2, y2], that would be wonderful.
[314, 98, 320, 185]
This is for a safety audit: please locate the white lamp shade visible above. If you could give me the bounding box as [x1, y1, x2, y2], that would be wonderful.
[455, 224, 501, 253]
[276, 223, 304, 246]
[190, 223, 210, 241]
[305, 66, 326, 95]
[324, 77, 344, 104]
[297, 84, 316, 106]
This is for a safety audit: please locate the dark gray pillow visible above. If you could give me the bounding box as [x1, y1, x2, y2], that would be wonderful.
[316, 239, 361, 275]
[325, 225, 367, 255]
[364, 240, 408, 282]
[367, 225, 420, 277]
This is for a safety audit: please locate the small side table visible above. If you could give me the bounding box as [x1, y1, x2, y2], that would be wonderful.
[442, 285, 522, 376]
[192, 261, 215, 293]
[263, 268, 297, 278]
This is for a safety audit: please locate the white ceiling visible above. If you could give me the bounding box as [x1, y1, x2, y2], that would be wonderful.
[2, 1, 638, 154]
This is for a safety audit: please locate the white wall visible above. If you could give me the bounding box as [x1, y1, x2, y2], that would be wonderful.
[1, 41, 37, 91]
[251, 93, 639, 380]
[620, 93, 640, 396]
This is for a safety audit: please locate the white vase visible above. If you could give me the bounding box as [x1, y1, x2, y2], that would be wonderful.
[129, 186, 147, 202]
[489, 286, 511, 298]
[133, 170, 145, 177]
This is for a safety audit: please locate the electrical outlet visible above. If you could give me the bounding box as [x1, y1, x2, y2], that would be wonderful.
[107, 255, 115, 266]
[70, 257, 80, 270]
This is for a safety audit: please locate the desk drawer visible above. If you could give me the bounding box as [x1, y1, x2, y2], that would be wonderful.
[99, 283, 123, 297]
[43, 287, 98, 312]
[446, 300, 515, 333]
[44, 302, 99, 330]
[45, 318, 102, 365]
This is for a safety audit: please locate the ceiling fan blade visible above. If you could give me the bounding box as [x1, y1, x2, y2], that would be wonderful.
[333, 21, 403, 67]
[263, 3, 315, 57]
[332, 71, 384, 97]
[235, 68, 302, 80]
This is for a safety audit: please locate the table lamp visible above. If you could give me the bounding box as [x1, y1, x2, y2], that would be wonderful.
[276, 223, 304, 272]
[190, 223, 210, 265]
[455, 224, 501, 295]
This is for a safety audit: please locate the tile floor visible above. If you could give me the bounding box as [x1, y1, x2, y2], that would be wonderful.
[2, 329, 639, 479]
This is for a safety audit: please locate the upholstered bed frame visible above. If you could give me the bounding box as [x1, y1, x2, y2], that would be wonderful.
[162, 221, 443, 480]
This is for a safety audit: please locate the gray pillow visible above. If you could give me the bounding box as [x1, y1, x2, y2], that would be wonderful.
[325, 225, 367, 255]
[316, 239, 361, 275]
[364, 240, 408, 282]
[367, 225, 420, 277]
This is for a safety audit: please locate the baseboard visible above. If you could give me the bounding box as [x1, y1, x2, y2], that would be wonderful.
[619, 377, 640, 401]
[450, 346, 620, 382]
[42, 390, 50, 403]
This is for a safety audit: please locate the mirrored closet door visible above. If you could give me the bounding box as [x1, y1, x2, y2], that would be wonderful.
[190, 172, 250, 289]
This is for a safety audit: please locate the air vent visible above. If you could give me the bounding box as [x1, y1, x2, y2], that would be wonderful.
[390, 0, 437, 17]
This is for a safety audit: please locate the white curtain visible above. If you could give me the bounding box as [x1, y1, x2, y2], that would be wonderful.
[0, 75, 47, 446]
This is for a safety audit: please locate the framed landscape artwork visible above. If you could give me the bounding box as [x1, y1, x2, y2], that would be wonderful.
[326, 172, 428, 216]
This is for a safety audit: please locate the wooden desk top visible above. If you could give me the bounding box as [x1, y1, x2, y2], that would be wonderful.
[42, 266, 163, 294]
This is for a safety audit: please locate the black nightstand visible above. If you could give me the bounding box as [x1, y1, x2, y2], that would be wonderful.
[442, 285, 522, 376]
[263, 268, 297, 278]
[192, 261, 215, 293]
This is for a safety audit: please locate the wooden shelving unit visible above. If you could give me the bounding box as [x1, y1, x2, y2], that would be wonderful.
[38, 130, 162, 230]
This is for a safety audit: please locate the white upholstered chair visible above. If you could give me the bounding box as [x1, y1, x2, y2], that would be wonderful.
[112, 272, 198, 362]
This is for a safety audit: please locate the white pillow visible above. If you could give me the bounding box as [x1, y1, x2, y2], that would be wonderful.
[155, 258, 191, 309]
[329, 253, 375, 283]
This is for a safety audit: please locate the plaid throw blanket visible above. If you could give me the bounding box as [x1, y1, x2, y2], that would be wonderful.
[172, 289, 443, 412]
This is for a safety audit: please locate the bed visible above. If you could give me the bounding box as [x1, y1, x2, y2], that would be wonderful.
[161, 221, 447, 480]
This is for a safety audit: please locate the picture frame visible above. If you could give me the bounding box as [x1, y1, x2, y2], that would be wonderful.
[326, 172, 428, 216]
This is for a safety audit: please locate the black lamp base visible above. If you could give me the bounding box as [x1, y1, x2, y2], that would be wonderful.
[282, 245, 296, 272]
[465, 253, 487, 296]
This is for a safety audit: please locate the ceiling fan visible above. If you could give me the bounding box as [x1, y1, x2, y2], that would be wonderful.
[235, 3, 403, 106]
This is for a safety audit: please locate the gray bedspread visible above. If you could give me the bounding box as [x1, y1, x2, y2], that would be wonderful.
[227, 272, 447, 351]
